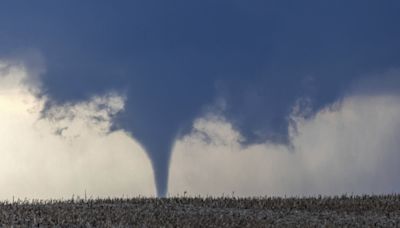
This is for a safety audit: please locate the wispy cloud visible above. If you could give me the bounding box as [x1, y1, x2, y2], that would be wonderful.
[170, 94, 400, 196]
[0, 60, 155, 200]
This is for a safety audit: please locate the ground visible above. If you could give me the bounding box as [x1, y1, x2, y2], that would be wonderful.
[0, 195, 399, 227]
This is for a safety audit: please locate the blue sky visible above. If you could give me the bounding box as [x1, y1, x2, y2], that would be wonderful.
[1, 1, 400, 197]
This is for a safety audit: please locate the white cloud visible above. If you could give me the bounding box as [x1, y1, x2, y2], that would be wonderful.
[3, 57, 399, 199]
[0, 60, 155, 200]
[169, 95, 400, 197]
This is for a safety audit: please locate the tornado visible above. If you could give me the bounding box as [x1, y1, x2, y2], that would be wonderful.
[1, 0, 395, 198]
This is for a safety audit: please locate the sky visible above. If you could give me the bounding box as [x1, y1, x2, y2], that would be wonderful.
[0, 1, 400, 198]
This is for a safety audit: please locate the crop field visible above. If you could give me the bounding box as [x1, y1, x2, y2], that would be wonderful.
[0, 195, 399, 227]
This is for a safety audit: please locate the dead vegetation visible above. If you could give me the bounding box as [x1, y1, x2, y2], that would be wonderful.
[0, 194, 399, 227]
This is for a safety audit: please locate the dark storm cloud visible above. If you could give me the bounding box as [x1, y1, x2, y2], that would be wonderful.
[348, 69, 400, 96]
[1, 0, 400, 196]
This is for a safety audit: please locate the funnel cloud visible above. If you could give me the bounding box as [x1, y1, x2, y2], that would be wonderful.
[1, 1, 400, 197]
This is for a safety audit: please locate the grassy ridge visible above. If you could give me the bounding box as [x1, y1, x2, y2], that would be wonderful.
[1, 195, 400, 227]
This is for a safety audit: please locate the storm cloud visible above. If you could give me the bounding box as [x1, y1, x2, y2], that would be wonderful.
[0, 1, 400, 197]
[2, 58, 400, 199]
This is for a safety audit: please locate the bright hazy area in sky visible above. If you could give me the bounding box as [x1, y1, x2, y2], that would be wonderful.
[0, 60, 155, 200]
[170, 94, 400, 197]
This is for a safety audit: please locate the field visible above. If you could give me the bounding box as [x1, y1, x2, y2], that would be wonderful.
[0, 195, 399, 227]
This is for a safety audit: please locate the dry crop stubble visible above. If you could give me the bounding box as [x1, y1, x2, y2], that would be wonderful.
[0, 195, 399, 226]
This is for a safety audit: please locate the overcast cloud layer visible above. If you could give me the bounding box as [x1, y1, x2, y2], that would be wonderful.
[170, 93, 400, 197]
[0, 61, 155, 200]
